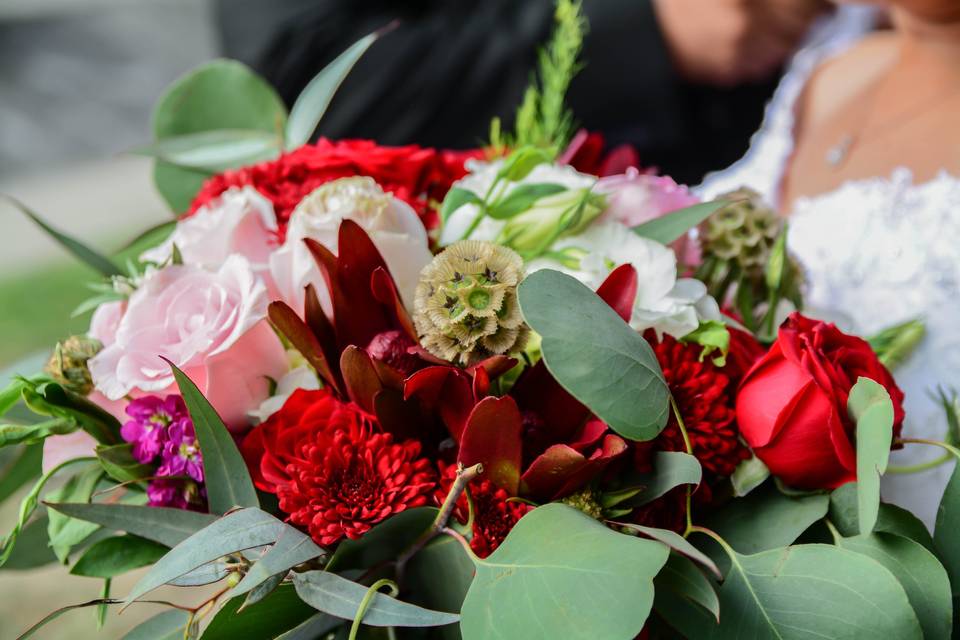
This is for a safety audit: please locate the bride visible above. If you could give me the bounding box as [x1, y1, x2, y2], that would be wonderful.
[700, 0, 960, 527]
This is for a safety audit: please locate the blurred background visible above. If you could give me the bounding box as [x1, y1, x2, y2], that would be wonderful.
[0, 0, 827, 636]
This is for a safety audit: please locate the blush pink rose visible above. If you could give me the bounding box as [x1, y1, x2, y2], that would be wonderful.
[596, 168, 701, 267]
[88, 255, 287, 430]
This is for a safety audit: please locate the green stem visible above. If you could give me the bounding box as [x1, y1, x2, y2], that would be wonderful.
[349, 579, 399, 640]
[886, 452, 953, 474]
[824, 519, 842, 545]
[671, 396, 696, 538]
[687, 525, 736, 559]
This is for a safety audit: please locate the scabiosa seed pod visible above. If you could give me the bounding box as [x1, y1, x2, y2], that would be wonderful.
[701, 188, 782, 273]
[44, 335, 102, 395]
[413, 240, 529, 366]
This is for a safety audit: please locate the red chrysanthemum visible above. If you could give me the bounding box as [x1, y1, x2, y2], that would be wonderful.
[188, 138, 481, 235]
[242, 388, 436, 547]
[435, 463, 531, 558]
[636, 333, 749, 478]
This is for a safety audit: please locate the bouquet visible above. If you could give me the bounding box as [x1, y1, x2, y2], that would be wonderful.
[2, 3, 957, 639]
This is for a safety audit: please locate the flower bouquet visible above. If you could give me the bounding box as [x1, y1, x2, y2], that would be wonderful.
[3, 3, 958, 639]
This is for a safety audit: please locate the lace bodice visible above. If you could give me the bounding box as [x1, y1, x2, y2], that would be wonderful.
[699, 8, 960, 527]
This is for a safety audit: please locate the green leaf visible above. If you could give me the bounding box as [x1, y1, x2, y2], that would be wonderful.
[518, 270, 670, 441]
[46, 464, 103, 563]
[0, 445, 42, 505]
[654, 554, 720, 621]
[131, 129, 281, 172]
[168, 560, 229, 586]
[21, 380, 121, 445]
[232, 525, 324, 597]
[730, 455, 770, 497]
[241, 571, 285, 610]
[461, 504, 669, 639]
[95, 443, 154, 483]
[202, 584, 317, 640]
[121, 610, 191, 640]
[847, 377, 895, 534]
[486, 183, 568, 219]
[327, 507, 436, 572]
[0, 418, 76, 447]
[14, 598, 124, 639]
[830, 482, 935, 552]
[631, 200, 727, 246]
[0, 377, 31, 417]
[1, 515, 58, 570]
[1, 194, 124, 277]
[71, 535, 168, 578]
[123, 508, 284, 607]
[404, 535, 475, 640]
[705, 482, 828, 555]
[293, 570, 458, 628]
[708, 544, 921, 639]
[285, 31, 380, 149]
[440, 187, 482, 226]
[0, 456, 94, 568]
[936, 460, 960, 597]
[46, 502, 217, 547]
[626, 451, 702, 506]
[166, 360, 258, 514]
[614, 522, 721, 579]
[152, 59, 287, 212]
[496, 146, 554, 182]
[275, 613, 341, 640]
[836, 532, 952, 640]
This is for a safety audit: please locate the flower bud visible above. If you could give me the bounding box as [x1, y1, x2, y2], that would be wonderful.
[498, 188, 604, 257]
[701, 188, 782, 273]
[44, 335, 102, 395]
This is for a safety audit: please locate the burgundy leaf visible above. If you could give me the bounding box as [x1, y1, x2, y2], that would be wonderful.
[268, 301, 340, 395]
[371, 266, 417, 341]
[520, 433, 628, 500]
[340, 345, 382, 414]
[458, 396, 523, 494]
[404, 366, 476, 441]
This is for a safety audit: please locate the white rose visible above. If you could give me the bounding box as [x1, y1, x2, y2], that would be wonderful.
[269, 176, 432, 316]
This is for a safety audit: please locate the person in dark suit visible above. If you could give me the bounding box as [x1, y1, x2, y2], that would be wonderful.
[216, 0, 828, 185]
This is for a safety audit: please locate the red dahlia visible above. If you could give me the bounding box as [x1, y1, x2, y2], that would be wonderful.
[637, 333, 749, 478]
[188, 138, 480, 234]
[242, 389, 436, 547]
[436, 463, 532, 558]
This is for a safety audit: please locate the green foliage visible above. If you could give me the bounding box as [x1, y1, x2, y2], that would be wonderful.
[19, 378, 122, 446]
[680, 319, 731, 366]
[829, 482, 935, 552]
[439, 188, 483, 226]
[615, 522, 720, 579]
[292, 570, 459, 628]
[45, 463, 103, 563]
[131, 129, 281, 172]
[632, 200, 727, 246]
[654, 554, 720, 622]
[404, 535, 475, 640]
[848, 377, 895, 534]
[284, 31, 381, 150]
[935, 453, 960, 598]
[231, 526, 324, 598]
[868, 318, 926, 370]
[46, 502, 216, 547]
[95, 443, 154, 483]
[623, 451, 701, 506]
[71, 535, 168, 578]
[518, 269, 670, 441]
[327, 507, 437, 572]
[460, 504, 669, 639]
[200, 584, 317, 640]
[120, 610, 191, 640]
[167, 360, 259, 514]
[496, 0, 586, 153]
[0, 444, 41, 505]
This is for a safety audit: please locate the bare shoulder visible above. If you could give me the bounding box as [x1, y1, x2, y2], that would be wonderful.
[798, 32, 899, 128]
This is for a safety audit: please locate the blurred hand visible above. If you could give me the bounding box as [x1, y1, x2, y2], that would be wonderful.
[653, 0, 830, 86]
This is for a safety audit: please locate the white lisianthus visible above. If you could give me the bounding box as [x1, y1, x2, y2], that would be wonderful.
[141, 186, 279, 270]
[269, 176, 432, 316]
[439, 159, 597, 246]
[249, 363, 320, 423]
[528, 221, 720, 338]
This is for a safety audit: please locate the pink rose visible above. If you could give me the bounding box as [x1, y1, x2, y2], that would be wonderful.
[596, 168, 701, 267]
[88, 255, 287, 430]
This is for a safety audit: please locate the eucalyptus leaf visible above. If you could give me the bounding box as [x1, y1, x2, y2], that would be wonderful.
[327, 507, 436, 572]
[285, 31, 380, 149]
[626, 451, 702, 506]
[293, 570, 459, 628]
[121, 610, 191, 640]
[848, 376, 895, 534]
[241, 571, 285, 610]
[46, 502, 216, 548]
[71, 535, 167, 578]
[730, 455, 770, 497]
[167, 560, 230, 586]
[830, 482, 935, 552]
[486, 183, 567, 219]
[614, 522, 721, 579]
[1, 194, 124, 276]
[201, 584, 317, 640]
[936, 459, 960, 597]
[404, 535, 475, 640]
[631, 200, 727, 246]
[130, 129, 280, 172]
[123, 508, 284, 607]
[232, 525, 324, 597]
[460, 504, 669, 640]
[276, 613, 341, 640]
[708, 543, 921, 639]
[518, 270, 670, 441]
[167, 360, 258, 514]
[836, 532, 952, 640]
[654, 554, 720, 621]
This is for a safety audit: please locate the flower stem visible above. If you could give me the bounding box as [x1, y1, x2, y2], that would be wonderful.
[886, 453, 953, 474]
[349, 579, 399, 640]
[671, 396, 696, 538]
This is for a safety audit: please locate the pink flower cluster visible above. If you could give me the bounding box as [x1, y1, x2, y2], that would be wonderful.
[121, 395, 206, 510]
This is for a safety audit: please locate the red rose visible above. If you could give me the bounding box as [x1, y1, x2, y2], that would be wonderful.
[242, 388, 436, 547]
[189, 139, 481, 235]
[736, 313, 905, 489]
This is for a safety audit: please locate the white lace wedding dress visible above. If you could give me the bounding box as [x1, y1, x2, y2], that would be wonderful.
[700, 7, 960, 528]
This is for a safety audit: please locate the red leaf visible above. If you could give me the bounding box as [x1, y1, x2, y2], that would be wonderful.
[596, 263, 638, 323]
[520, 434, 627, 500]
[404, 366, 475, 441]
[511, 361, 589, 449]
[472, 365, 490, 399]
[371, 266, 417, 341]
[268, 301, 340, 395]
[468, 355, 519, 381]
[458, 396, 523, 494]
[304, 283, 343, 390]
[333, 220, 393, 348]
[373, 388, 428, 442]
[340, 346, 382, 414]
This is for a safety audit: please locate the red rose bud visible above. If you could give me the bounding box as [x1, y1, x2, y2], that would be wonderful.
[735, 313, 904, 490]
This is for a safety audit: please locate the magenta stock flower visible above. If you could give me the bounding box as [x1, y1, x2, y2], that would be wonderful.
[158, 419, 204, 483]
[121, 395, 189, 464]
